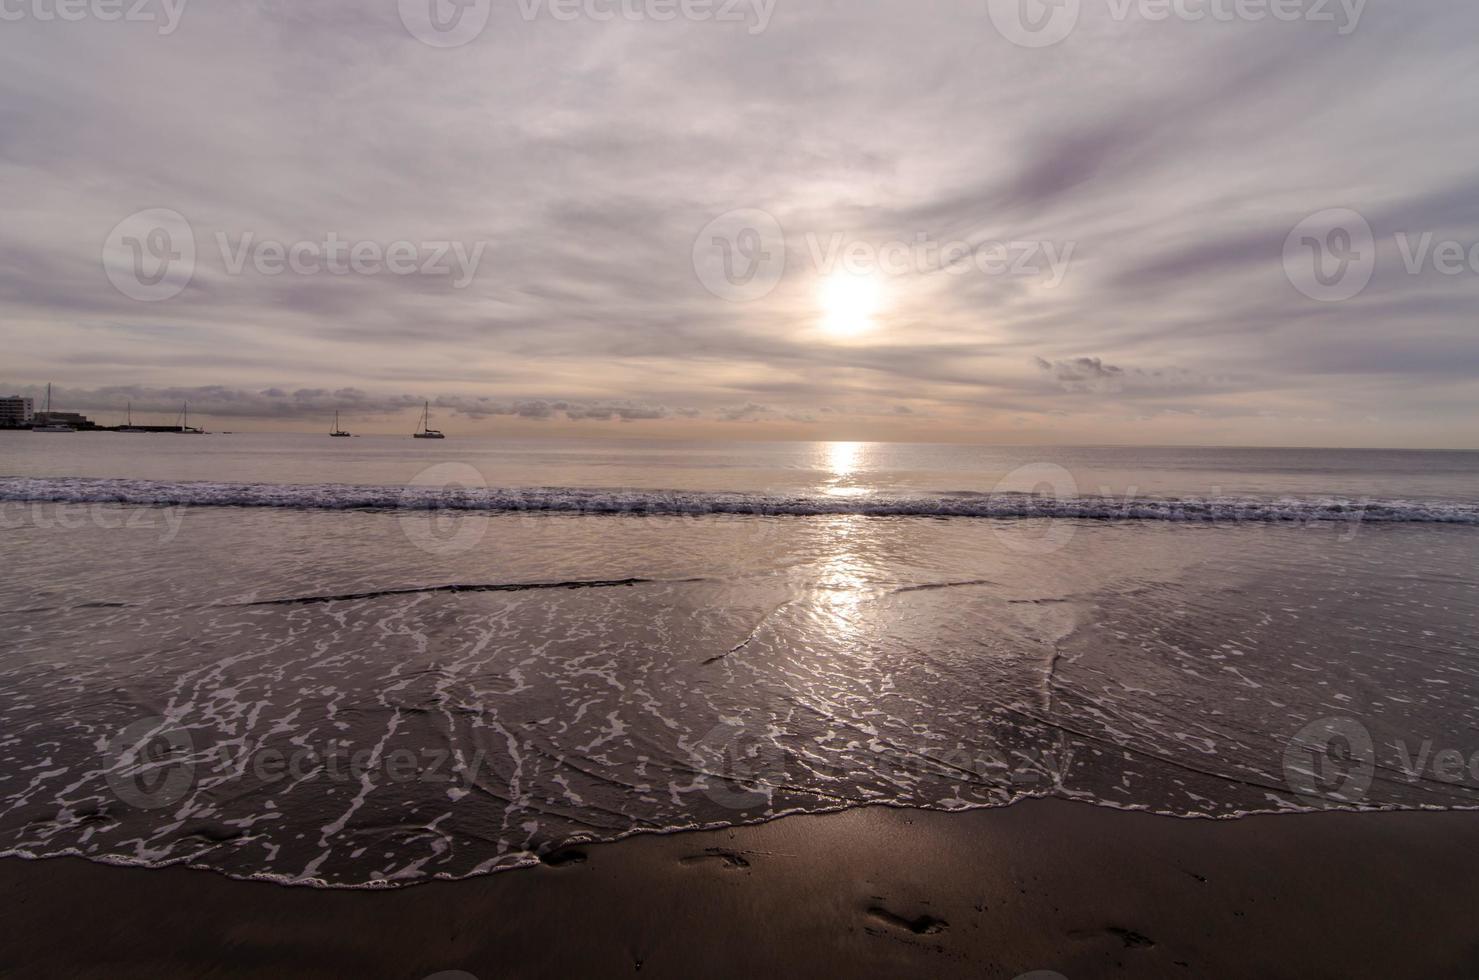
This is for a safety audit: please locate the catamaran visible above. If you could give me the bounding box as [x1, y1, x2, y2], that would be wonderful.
[331, 411, 352, 437]
[413, 401, 445, 439]
[32, 383, 76, 432]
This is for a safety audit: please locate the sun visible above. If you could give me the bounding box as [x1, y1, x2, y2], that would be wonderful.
[817, 271, 883, 337]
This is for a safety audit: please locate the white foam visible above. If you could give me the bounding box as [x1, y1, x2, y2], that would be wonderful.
[3, 476, 1476, 524]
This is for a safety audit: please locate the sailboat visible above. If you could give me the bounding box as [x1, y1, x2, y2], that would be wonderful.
[32, 383, 76, 432]
[413, 401, 445, 439]
[177, 403, 204, 434]
[331, 411, 352, 437]
[119, 402, 149, 433]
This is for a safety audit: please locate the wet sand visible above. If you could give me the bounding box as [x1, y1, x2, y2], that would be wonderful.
[4, 799, 1479, 978]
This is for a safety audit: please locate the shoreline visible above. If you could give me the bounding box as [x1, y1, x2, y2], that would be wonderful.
[4, 799, 1479, 978]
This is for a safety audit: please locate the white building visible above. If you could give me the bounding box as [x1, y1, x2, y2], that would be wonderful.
[0, 396, 34, 427]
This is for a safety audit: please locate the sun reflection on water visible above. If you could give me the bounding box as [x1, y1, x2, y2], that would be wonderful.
[822, 441, 870, 498]
[827, 441, 862, 476]
[802, 444, 880, 639]
[816, 515, 870, 626]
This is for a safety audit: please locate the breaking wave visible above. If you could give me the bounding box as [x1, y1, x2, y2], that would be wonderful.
[3, 476, 1478, 524]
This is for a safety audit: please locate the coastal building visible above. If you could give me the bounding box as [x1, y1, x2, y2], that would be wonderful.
[0, 396, 34, 427]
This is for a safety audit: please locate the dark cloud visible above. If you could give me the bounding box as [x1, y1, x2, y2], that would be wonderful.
[719, 403, 773, 422]
[1033, 358, 1229, 398]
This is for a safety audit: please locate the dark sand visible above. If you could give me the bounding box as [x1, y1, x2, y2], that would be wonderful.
[4, 799, 1479, 978]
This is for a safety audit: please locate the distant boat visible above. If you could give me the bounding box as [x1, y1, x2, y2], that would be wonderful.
[177, 403, 204, 434]
[119, 401, 149, 433]
[413, 401, 445, 439]
[32, 383, 76, 432]
[331, 411, 352, 438]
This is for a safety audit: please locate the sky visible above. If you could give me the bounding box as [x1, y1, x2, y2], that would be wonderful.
[1, 0, 1477, 446]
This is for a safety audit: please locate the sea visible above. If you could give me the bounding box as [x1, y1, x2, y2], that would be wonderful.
[2, 434, 1478, 886]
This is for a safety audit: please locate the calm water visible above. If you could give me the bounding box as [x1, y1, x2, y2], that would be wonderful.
[5, 433, 1479, 502]
[2, 436, 1477, 886]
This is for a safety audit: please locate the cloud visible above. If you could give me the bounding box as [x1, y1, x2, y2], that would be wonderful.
[0, 3, 1476, 446]
[719, 402, 773, 422]
[0, 382, 691, 424]
[1035, 357, 1126, 393]
[1033, 357, 1233, 398]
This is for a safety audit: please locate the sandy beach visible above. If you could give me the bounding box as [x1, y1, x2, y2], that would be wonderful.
[5, 799, 1479, 978]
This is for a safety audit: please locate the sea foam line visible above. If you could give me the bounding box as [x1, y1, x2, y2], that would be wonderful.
[3, 476, 1478, 524]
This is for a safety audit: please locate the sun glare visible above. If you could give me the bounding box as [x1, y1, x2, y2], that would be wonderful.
[818, 271, 882, 337]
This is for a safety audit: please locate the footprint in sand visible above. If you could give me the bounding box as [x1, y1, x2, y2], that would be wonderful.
[679, 849, 751, 869]
[538, 848, 587, 867]
[866, 905, 948, 936]
[1069, 925, 1156, 949]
